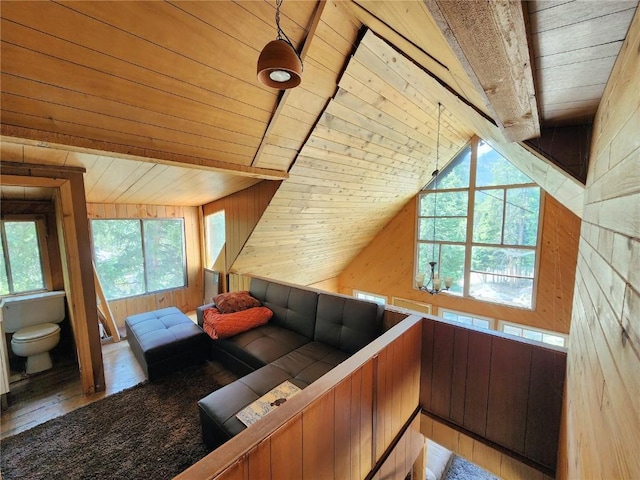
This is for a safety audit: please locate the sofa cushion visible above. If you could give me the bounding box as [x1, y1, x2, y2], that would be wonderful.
[314, 294, 384, 354]
[213, 291, 262, 314]
[213, 324, 310, 371]
[202, 306, 273, 339]
[250, 278, 318, 339]
[198, 364, 297, 447]
[270, 341, 349, 387]
[198, 343, 349, 449]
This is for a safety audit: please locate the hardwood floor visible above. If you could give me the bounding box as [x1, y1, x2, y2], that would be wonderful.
[0, 338, 237, 440]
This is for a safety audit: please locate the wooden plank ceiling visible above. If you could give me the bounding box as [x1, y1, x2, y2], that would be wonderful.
[232, 30, 474, 284]
[528, 0, 638, 125]
[1, 1, 637, 284]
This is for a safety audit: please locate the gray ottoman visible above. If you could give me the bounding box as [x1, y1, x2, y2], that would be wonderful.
[125, 307, 208, 381]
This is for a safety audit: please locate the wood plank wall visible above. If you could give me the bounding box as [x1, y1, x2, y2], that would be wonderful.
[202, 180, 280, 282]
[175, 315, 422, 480]
[338, 191, 580, 335]
[420, 317, 566, 474]
[86, 202, 202, 328]
[422, 414, 554, 480]
[558, 9, 640, 480]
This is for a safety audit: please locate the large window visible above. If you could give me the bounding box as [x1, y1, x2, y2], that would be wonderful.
[91, 219, 186, 300]
[417, 138, 541, 309]
[0, 220, 46, 295]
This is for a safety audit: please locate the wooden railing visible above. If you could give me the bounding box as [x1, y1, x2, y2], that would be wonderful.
[420, 316, 566, 474]
[176, 314, 423, 480]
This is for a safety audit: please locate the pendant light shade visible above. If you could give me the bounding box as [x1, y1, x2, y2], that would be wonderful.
[257, 0, 302, 89]
[257, 39, 302, 89]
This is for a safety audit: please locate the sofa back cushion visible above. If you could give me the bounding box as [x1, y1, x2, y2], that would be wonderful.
[250, 278, 318, 339]
[314, 294, 384, 354]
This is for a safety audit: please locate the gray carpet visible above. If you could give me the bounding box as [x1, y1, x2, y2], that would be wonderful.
[1, 363, 221, 480]
[443, 454, 500, 480]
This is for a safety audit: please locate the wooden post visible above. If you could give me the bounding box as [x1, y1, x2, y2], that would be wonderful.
[93, 263, 121, 342]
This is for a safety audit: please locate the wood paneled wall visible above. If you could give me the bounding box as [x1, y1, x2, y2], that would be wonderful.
[558, 9, 640, 480]
[422, 415, 554, 480]
[338, 191, 580, 335]
[420, 317, 566, 474]
[175, 315, 422, 480]
[2, 163, 104, 395]
[86, 202, 202, 328]
[202, 180, 280, 280]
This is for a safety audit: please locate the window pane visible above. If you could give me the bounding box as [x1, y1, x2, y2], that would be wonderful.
[419, 217, 467, 243]
[144, 220, 186, 292]
[425, 145, 471, 189]
[504, 188, 540, 246]
[471, 247, 536, 278]
[417, 242, 440, 274]
[420, 192, 468, 217]
[523, 329, 543, 342]
[92, 220, 144, 300]
[473, 189, 504, 244]
[5, 221, 44, 292]
[469, 271, 534, 308]
[206, 211, 225, 267]
[440, 244, 465, 294]
[442, 312, 458, 321]
[0, 252, 8, 295]
[473, 319, 491, 329]
[503, 325, 522, 336]
[542, 333, 566, 347]
[476, 141, 533, 186]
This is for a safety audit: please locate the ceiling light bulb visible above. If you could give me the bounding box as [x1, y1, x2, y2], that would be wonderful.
[269, 70, 292, 82]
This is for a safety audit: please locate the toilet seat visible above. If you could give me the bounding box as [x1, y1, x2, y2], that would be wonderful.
[12, 323, 60, 343]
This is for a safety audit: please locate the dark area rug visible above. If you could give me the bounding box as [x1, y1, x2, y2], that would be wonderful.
[1, 363, 222, 480]
[443, 454, 499, 480]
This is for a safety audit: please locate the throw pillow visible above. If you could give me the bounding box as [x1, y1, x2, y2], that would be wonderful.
[202, 306, 273, 340]
[213, 291, 261, 314]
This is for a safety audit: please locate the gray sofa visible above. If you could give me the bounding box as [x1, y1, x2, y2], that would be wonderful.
[195, 277, 385, 449]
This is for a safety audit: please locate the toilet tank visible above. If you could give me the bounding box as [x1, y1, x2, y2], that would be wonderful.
[0, 291, 66, 333]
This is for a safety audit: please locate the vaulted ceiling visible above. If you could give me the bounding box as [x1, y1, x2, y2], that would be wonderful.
[1, 1, 637, 285]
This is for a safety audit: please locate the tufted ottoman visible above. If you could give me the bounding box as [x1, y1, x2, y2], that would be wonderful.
[125, 307, 208, 381]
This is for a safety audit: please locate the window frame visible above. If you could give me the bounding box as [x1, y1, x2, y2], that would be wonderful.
[90, 217, 188, 301]
[0, 216, 50, 296]
[438, 307, 495, 330]
[415, 136, 543, 310]
[497, 320, 568, 348]
[353, 290, 387, 305]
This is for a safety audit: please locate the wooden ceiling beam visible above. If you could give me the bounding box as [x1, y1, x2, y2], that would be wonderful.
[424, 0, 541, 142]
[1, 127, 288, 181]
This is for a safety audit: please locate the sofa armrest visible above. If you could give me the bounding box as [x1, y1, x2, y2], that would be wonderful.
[196, 302, 216, 327]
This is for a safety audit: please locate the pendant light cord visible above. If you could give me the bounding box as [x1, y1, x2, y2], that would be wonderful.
[275, 0, 304, 69]
[432, 103, 441, 262]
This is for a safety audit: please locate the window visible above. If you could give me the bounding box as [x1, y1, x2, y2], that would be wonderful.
[353, 290, 387, 305]
[439, 308, 493, 330]
[0, 220, 46, 295]
[205, 211, 225, 268]
[416, 138, 541, 309]
[91, 219, 186, 300]
[498, 321, 567, 347]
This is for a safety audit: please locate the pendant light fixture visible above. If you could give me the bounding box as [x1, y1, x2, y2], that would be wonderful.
[257, 0, 303, 89]
[418, 103, 453, 295]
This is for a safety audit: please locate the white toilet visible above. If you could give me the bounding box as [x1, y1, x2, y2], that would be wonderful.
[1, 291, 66, 374]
